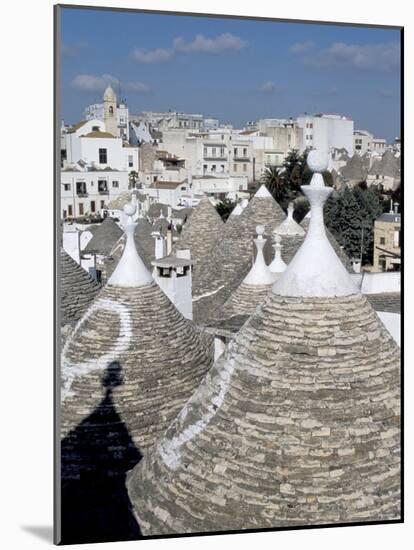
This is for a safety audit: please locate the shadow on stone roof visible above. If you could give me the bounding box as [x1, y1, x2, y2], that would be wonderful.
[60, 361, 144, 544]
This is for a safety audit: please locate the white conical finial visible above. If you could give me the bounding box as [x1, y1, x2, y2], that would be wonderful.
[243, 225, 275, 285]
[272, 150, 358, 297]
[273, 201, 305, 237]
[269, 233, 287, 275]
[108, 202, 153, 287]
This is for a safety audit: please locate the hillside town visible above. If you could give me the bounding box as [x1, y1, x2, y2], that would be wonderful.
[59, 86, 401, 543]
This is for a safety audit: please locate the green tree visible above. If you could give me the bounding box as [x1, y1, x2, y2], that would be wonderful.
[261, 166, 285, 204]
[325, 185, 383, 264]
[215, 198, 237, 222]
[262, 149, 333, 214]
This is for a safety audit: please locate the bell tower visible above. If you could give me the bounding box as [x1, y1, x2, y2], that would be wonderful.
[103, 84, 117, 137]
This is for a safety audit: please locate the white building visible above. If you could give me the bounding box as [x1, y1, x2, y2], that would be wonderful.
[63, 119, 139, 172]
[161, 127, 255, 182]
[371, 137, 388, 153]
[297, 113, 354, 155]
[132, 110, 204, 131]
[60, 166, 130, 219]
[354, 130, 374, 155]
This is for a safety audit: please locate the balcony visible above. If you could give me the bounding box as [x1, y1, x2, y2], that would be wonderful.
[233, 156, 250, 162]
[98, 189, 109, 195]
[76, 190, 88, 197]
[203, 156, 227, 161]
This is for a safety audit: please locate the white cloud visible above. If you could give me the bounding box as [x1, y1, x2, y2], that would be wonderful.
[259, 81, 284, 93]
[173, 33, 246, 54]
[130, 47, 174, 64]
[71, 74, 151, 94]
[124, 81, 151, 94]
[61, 41, 88, 56]
[303, 41, 400, 71]
[71, 73, 119, 92]
[130, 33, 246, 63]
[289, 40, 314, 54]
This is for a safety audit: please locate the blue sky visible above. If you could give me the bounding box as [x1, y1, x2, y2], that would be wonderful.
[60, 7, 401, 141]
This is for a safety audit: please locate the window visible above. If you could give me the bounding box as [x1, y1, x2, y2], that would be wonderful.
[92, 125, 100, 132]
[98, 180, 108, 193]
[63, 209, 67, 219]
[203, 164, 207, 173]
[243, 148, 247, 157]
[212, 147, 216, 157]
[380, 237, 385, 245]
[153, 176, 158, 182]
[356, 145, 361, 150]
[90, 201, 96, 213]
[211, 165, 216, 172]
[68, 204, 73, 217]
[79, 203, 84, 216]
[109, 106, 114, 116]
[220, 147, 225, 157]
[100, 200, 105, 209]
[234, 147, 238, 156]
[99, 148, 107, 164]
[120, 117, 125, 124]
[233, 163, 237, 172]
[112, 181, 119, 188]
[76, 181, 87, 195]
[221, 165, 225, 172]
[128, 155, 133, 168]
[63, 183, 71, 191]
[243, 164, 247, 172]
[394, 230, 400, 248]
[221, 134, 224, 140]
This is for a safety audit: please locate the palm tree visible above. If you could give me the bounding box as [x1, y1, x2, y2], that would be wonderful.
[261, 166, 286, 204]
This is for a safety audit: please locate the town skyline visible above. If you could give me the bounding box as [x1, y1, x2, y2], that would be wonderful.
[60, 7, 401, 142]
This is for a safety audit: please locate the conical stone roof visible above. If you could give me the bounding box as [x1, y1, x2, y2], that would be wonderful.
[127, 151, 400, 535]
[174, 195, 224, 292]
[60, 248, 102, 327]
[61, 203, 214, 457]
[340, 154, 368, 182]
[210, 226, 275, 321]
[83, 217, 124, 256]
[194, 185, 286, 322]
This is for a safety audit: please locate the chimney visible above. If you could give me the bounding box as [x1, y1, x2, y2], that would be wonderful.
[166, 224, 173, 255]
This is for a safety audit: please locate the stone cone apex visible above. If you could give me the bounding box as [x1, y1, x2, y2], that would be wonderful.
[269, 233, 287, 275]
[193, 185, 286, 322]
[60, 248, 101, 327]
[273, 202, 305, 237]
[175, 194, 224, 281]
[108, 203, 153, 287]
[273, 151, 358, 297]
[126, 150, 400, 534]
[254, 184, 273, 198]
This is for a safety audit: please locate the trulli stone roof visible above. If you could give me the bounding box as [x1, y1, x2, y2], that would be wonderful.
[209, 228, 275, 321]
[127, 151, 400, 535]
[83, 217, 124, 256]
[61, 204, 214, 469]
[60, 248, 101, 327]
[340, 154, 368, 182]
[193, 185, 286, 322]
[174, 195, 224, 291]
